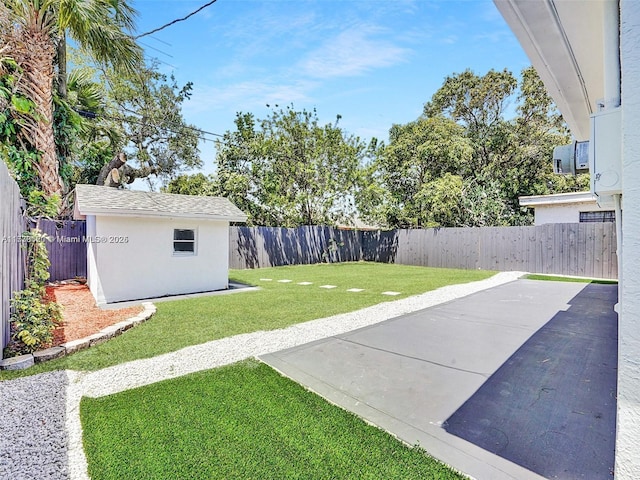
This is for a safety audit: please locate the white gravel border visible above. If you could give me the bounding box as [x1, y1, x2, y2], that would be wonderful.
[0, 271, 524, 480]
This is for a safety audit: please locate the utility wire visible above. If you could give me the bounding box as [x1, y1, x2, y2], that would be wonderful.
[74, 108, 224, 142]
[139, 41, 174, 58]
[135, 0, 219, 39]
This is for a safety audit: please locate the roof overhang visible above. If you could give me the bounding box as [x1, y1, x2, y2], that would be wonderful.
[74, 207, 247, 223]
[494, 0, 609, 141]
[519, 191, 597, 207]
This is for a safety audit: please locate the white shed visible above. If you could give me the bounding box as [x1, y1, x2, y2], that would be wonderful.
[73, 184, 247, 305]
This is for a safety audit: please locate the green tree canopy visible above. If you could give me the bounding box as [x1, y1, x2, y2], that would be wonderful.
[357, 116, 473, 228]
[0, 0, 141, 200]
[358, 66, 587, 228]
[60, 58, 203, 191]
[168, 106, 367, 227]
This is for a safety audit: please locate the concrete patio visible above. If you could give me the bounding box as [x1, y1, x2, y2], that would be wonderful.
[261, 279, 618, 479]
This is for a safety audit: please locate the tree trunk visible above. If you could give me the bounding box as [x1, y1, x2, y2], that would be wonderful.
[56, 32, 67, 99]
[15, 27, 64, 198]
[96, 152, 158, 187]
[97, 152, 128, 186]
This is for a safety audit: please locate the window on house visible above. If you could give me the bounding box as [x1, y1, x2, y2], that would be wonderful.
[173, 229, 196, 254]
[579, 211, 616, 223]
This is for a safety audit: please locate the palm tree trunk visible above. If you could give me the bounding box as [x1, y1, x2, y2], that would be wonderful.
[56, 32, 67, 99]
[18, 28, 63, 198]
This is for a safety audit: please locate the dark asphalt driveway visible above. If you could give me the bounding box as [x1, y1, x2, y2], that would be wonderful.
[261, 279, 618, 480]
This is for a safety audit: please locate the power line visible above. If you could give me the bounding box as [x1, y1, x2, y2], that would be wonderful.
[139, 41, 173, 58]
[74, 109, 225, 142]
[135, 0, 219, 39]
[149, 35, 172, 47]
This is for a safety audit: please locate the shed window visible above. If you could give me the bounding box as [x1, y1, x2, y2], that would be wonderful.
[173, 229, 196, 254]
[579, 211, 616, 223]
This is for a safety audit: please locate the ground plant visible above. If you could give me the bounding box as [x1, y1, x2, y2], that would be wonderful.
[81, 359, 467, 480]
[4, 229, 62, 357]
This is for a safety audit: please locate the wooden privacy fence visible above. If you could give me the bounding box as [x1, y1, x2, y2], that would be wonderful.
[229, 226, 362, 269]
[38, 219, 87, 282]
[361, 223, 618, 279]
[43, 221, 618, 284]
[1, 161, 26, 353]
[229, 223, 618, 279]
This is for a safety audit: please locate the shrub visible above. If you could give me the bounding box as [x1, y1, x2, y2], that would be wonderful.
[3, 229, 62, 357]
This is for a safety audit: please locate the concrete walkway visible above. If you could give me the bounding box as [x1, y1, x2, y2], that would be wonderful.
[261, 280, 618, 480]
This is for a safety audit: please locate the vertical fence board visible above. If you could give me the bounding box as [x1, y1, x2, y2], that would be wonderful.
[1, 161, 26, 355]
[38, 220, 87, 281]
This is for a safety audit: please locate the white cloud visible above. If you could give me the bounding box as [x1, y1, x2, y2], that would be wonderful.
[183, 79, 317, 116]
[440, 34, 458, 45]
[299, 25, 411, 79]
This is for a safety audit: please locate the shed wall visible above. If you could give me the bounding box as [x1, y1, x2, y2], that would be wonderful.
[90, 216, 229, 304]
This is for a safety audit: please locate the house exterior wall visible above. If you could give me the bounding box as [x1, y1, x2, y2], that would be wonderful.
[86, 215, 102, 303]
[88, 215, 230, 304]
[533, 201, 609, 224]
[618, 2, 640, 477]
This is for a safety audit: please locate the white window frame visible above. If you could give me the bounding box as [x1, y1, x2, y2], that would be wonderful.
[173, 227, 197, 256]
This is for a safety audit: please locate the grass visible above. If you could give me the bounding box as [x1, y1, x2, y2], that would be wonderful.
[525, 274, 618, 284]
[1, 262, 493, 378]
[81, 359, 466, 480]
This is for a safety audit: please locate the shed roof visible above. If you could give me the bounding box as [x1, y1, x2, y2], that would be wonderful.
[74, 184, 248, 222]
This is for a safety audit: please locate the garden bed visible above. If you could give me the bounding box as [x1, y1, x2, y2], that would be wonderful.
[46, 282, 143, 345]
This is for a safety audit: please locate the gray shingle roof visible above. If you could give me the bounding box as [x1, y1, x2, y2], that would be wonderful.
[74, 184, 247, 222]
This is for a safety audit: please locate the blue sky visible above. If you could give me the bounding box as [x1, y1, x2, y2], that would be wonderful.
[131, 0, 531, 173]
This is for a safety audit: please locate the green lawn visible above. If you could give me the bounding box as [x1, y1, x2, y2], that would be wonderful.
[2, 262, 493, 378]
[525, 273, 618, 284]
[81, 359, 466, 480]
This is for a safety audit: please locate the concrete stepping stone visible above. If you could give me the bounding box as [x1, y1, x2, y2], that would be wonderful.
[298, 282, 313, 285]
[347, 288, 364, 292]
[319, 285, 337, 289]
[381, 291, 401, 296]
[277, 279, 292, 283]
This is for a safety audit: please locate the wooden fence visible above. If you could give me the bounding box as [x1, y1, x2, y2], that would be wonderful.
[229, 226, 362, 269]
[38, 219, 87, 281]
[361, 223, 618, 279]
[229, 223, 618, 279]
[1, 161, 26, 354]
[44, 222, 618, 288]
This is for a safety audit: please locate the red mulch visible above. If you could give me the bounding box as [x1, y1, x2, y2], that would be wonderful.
[46, 283, 144, 345]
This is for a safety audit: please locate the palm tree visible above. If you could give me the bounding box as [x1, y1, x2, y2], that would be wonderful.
[0, 0, 141, 198]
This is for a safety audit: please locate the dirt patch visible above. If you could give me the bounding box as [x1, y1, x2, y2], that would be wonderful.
[46, 283, 144, 345]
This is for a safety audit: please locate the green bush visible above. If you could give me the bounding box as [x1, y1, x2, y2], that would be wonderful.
[3, 229, 62, 357]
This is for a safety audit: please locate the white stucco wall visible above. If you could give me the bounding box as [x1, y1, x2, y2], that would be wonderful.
[533, 201, 610, 224]
[87, 215, 230, 304]
[617, 2, 640, 477]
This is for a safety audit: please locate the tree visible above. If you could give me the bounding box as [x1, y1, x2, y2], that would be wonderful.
[220, 106, 366, 226]
[357, 116, 473, 228]
[0, 0, 141, 198]
[164, 173, 216, 196]
[363, 67, 585, 228]
[170, 106, 367, 227]
[90, 62, 202, 190]
[424, 68, 517, 174]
